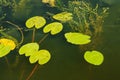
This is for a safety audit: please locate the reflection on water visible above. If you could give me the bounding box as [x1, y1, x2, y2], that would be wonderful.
[0, 0, 120, 80]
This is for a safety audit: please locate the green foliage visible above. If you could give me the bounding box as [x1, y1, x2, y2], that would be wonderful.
[25, 16, 46, 29]
[0, 38, 16, 57]
[19, 43, 39, 56]
[0, 44, 11, 57]
[19, 42, 51, 65]
[43, 22, 63, 35]
[53, 12, 73, 22]
[84, 50, 104, 65]
[64, 32, 91, 45]
[29, 49, 51, 65]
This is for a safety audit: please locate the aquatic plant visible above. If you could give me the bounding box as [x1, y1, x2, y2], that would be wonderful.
[64, 32, 91, 45]
[55, 0, 109, 50]
[26, 16, 46, 29]
[0, 38, 16, 57]
[43, 22, 63, 35]
[84, 50, 104, 65]
[42, 0, 56, 7]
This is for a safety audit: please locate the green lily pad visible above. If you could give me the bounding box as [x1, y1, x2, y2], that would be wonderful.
[53, 12, 73, 22]
[19, 43, 39, 57]
[29, 49, 51, 65]
[64, 32, 91, 45]
[84, 50, 104, 65]
[25, 16, 46, 29]
[0, 44, 11, 57]
[43, 22, 63, 35]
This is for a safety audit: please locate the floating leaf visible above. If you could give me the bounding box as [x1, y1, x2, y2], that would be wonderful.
[29, 49, 51, 65]
[64, 32, 91, 45]
[0, 44, 11, 57]
[0, 38, 16, 50]
[43, 22, 63, 35]
[25, 16, 46, 29]
[19, 43, 39, 56]
[53, 12, 73, 22]
[84, 50, 104, 65]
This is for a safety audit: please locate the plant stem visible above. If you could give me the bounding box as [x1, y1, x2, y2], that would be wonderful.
[4, 56, 10, 67]
[39, 33, 49, 44]
[26, 63, 39, 80]
[32, 28, 36, 42]
[5, 21, 24, 45]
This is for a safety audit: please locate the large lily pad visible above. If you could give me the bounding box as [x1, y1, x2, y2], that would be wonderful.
[84, 50, 104, 65]
[0, 38, 16, 50]
[19, 43, 39, 56]
[0, 44, 11, 57]
[29, 49, 51, 65]
[64, 32, 91, 45]
[25, 16, 46, 29]
[53, 12, 73, 22]
[43, 22, 63, 35]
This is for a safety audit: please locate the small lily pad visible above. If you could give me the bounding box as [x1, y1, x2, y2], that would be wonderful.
[0, 44, 11, 57]
[53, 12, 73, 22]
[25, 16, 46, 29]
[19, 43, 39, 56]
[29, 49, 51, 65]
[43, 22, 63, 35]
[84, 50, 104, 65]
[64, 32, 91, 45]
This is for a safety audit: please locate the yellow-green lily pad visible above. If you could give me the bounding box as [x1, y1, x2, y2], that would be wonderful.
[0, 44, 11, 57]
[53, 12, 73, 22]
[43, 22, 63, 35]
[0, 38, 16, 50]
[84, 50, 104, 65]
[19, 43, 39, 56]
[25, 16, 46, 29]
[29, 49, 51, 65]
[64, 32, 91, 45]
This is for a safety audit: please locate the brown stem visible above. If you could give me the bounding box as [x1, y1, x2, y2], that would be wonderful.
[32, 28, 36, 42]
[38, 33, 49, 44]
[26, 63, 39, 80]
[4, 56, 10, 67]
[5, 21, 24, 45]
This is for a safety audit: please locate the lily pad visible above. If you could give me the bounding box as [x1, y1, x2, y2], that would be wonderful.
[0, 38, 16, 50]
[64, 32, 91, 45]
[25, 16, 46, 29]
[84, 50, 104, 65]
[53, 12, 73, 22]
[19, 43, 39, 56]
[0, 44, 11, 57]
[29, 49, 51, 65]
[43, 22, 63, 35]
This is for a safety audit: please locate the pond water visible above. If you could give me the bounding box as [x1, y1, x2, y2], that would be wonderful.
[0, 0, 120, 80]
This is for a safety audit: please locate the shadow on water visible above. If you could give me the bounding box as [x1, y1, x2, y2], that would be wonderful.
[0, 0, 120, 80]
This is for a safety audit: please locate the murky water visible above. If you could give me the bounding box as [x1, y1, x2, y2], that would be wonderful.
[0, 0, 120, 80]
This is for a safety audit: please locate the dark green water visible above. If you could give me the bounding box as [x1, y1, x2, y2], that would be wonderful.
[0, 0, 120, 80]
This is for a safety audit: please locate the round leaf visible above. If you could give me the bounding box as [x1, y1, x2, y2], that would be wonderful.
[19, 43, 39, 56]
[0, 38, 16, 50]
[0, 44, 11, 57]
[84, 50, 104, 65]
[64, 32, 91, 45]
[53, 12, 73, 22]
[25, 16, 46, 29]
[29, 49, 51, 65]
[43, 22, 63, 35]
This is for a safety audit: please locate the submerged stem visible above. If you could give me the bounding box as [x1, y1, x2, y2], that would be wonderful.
[26, 63, 39, 80]
[32, 28, 36, 42]
[39, 33, 49, 44]
[5, 21, 24, 45]
[4, 56, 10, 67]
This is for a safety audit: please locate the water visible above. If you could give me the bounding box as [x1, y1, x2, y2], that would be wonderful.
[0, 0, 120, 80]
